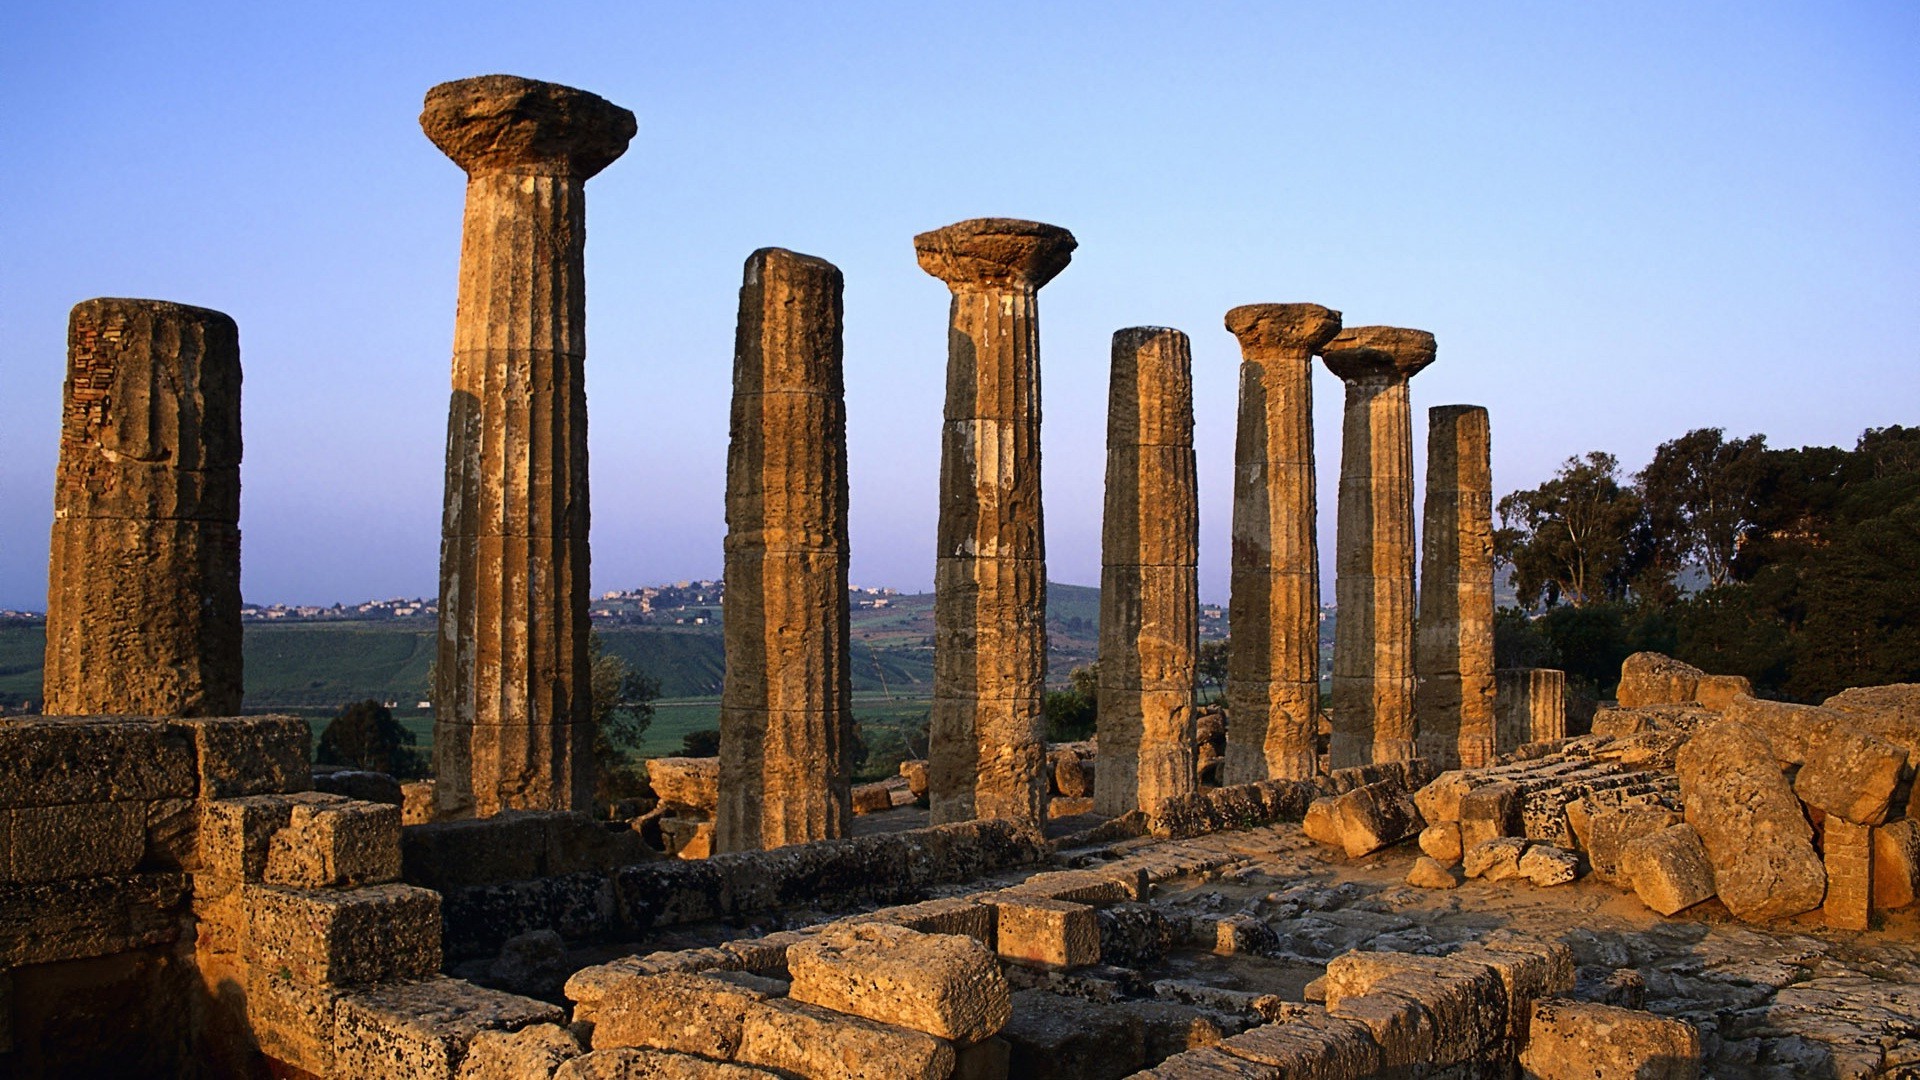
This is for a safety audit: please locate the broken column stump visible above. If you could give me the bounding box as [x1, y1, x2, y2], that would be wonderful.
[44, 298, 243, 717]
[1415, 405, 1496, 770]
[916, 217, 1076, 825]
[1096, 327, 1200, 815]
[716, 248, 854, 852]
[1221, 303, 1343, 782]
[1323, 327, 1436, 768]
[421, 75, 635, 818]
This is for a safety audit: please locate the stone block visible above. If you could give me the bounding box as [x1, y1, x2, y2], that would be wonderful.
[1874, 818, 1920, 910]
[403, 812, 550, 889]
[787, 922, 1009, 1042]
[0, 717, 197, 808]
[1676, 720, 1825, 921]
[1519, 998, 1701, 1079]
[736, 997, 955, 1080]
[1794, 724, 1907, 826]
[243, 883, 441, 986]
[314, 768, 405, 806]
[170, 715, 311, 798]
[851, 782, 894, 815]
[1322, 951, 1507, 1064]
[1001, 988, 1147, 1080]
[1822, 682, 1920, 763]
[644, 758, 719, 814]
[1408, 856, 1461, 889]
[1412, 770, 1473, 823]
[1822, 816, 1873, 931]
[403, 781, 436, 825]
[556, 1048, 782, 1079]
[1326, 990, 1430, 1068]
[1459, 780, 1519, 851]
[1463, 837, 1527, 881]
[1621, 823, 1716, 916]
[1214, 1011, 1380, 1076]
[991, 896, 1101, 969]
[457, 1023, 583, 1080]
[1331, 781, 1424, 858]
[1115, 1000, 1224, 1060]
[1518, 843, 1579, 887]
[334, 977, 567, 1080]
[900, 759, 930, 799]
[1581, 802, 1683, 886]
[200, 793, 345, 894]
[1006, 866, 1146, 904]
[1130, 1046, 1276, 1077]
[851, 896, 995, 946]
[1449, 939, 1577, 1045]
[1418, 820, 1462, 865]
[1, 801, 146, 883]
[1301, 797, 1341, 847]
[247, 968, 343, 1076]
[0, 872, 187, 967]
[585, 971, 765, 1058]
[266, 798, 402, 888]
[954, 1034, 1012, 1080]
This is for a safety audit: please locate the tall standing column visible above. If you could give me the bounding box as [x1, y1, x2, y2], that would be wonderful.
[716, 248, 853, 851]
[1095, 327, 1199, 815]
[1323, 327, 1436, 767]
[1416, 405, 1496, 769]
[1222, 304, 1342, 782]
[422, 75, 635, 819]
[916, 218, 1076, 825]
[43, 298, 242, 716]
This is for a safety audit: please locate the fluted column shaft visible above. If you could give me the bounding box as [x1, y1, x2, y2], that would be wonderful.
[44, 298, 242, 716]
[1222, 304, 1341, 782]
[716, 248, 853, 851]
[423, 75, 634, 818]
[1324, 327, 1435, 768]
[917, 218, 1075, 825]
[1095, 328, 1198, 815]
[1416, 405, 1496, 769]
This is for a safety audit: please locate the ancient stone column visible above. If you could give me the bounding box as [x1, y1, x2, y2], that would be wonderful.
[1095, 327, 1199, 816]
[916, 217, 1076, 824]
[1415, 405, 1496, 769]
[716, 248, 853, 852]
[1221, 304, 1342, 782]
[422, 75, 635, 818]
[43, 298, 242, 717]
[1323, 327, 1436, 767]
[1496, 668, 1566, 750]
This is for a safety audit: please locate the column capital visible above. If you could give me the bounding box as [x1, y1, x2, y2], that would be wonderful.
[1224, 303, 1342, 358]
[422, 74, 635, 179]
[1322, 325, 1436, 382]
[915, 218, 1076, 291]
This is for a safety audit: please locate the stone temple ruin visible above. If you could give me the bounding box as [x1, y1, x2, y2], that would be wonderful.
[5, 72, 1918, 1079]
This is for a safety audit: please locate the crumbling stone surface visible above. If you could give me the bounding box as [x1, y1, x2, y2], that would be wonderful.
[1517, 844, 1579, 887]
[333, 976, 566, 1080]
[1209, 1010, 1380, 1075]
[1002, 988, 1147, 1079]
[1793, 722, 1907, 827]
[1676, 720, 1826, 921]
[993, 896, 1102, 970]
[1875, 818, 1920, 910]
[1464, 837, 1528, 881]
[737, 996, 956, 1080]
[1330, 780, 1424, 858]
[1496, 668, 1566, 755]
[1518, 998, 1702, 1079]
[1621, 823, 1716, 916]
[1580, 801, 1683, 886]
[918, 217, 1075, 826]
[1323, 326, 1436, 768]
[1098, 328, 1199, 816]
[1823, 817, 1873, 931]
[586, 972, 767, 1058]
[557, 1047, 782, 1079]
[1418, 820, 1462, 865]
[644, 759, 719, 816]
[243, 882, 441, 986]
[1617, 652, 1711, 709]
[424, 74, 635, 820]
[1408, 856, 1461, 889]
[717, 247, 853, 853]
[265, 798, 401, 888]
[1822, 682, 1920, 763]
[43, 298, 244, 719]
[1221, 303, 1342, 784]
[1416, 405, 1496, 771]
[787, 922, 1010, 1043]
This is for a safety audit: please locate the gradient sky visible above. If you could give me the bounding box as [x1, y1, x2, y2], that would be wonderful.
[3, 1, 1916, 610]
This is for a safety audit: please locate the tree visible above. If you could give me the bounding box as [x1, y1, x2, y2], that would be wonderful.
[588, 630, 659, 805]
[1196, 639, 1229, 705]
[1043, 664, 1099, 742]
[1635, 428, 1768, 589]
[681, 729, 721, 757]
[317, 700, 426, 778]
[1495, 452, 1642, 609]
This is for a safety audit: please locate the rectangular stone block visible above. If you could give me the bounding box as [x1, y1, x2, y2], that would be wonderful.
[1874, 818, 1920, 910]
[265, 799, 402, 888]
[736, 997, 955, 1080]
[1448, 940, 1576, 1045]
[851, 897, 995, 946]
[1130, 1046, 1276, 1077]
[1458, 781, 1519, 851]
[249, 969, 344, 1076]
[334, 976, 565, 1080]
[1326, 990, 1431, 1068]
[0, 717, 196, 808]
[170, 715, 311, 799]
[587, 971, 767, 1057]
[243, 883, 440, 986]
[1, 801, 146, 883]
[991, 896, 1101, 969]
[401, 811, 553, 889]
[1215, 1011, 1380, 1076]
[1622, 823, 1717, 916]
[1823, 816, 1873, 931]
[0, 872, 188, 967]
[1322, 952, 1506, 1064]
[199, 793, 349, 896]
[788, 923, 1010, 1043]
[1519, 999, 1701, 1080]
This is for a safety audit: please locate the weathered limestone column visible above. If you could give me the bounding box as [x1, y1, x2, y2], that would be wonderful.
[1221, 304, 1342, 782]
[1095, 327, 1199, 815]
[1496, 668, 1566, 750]
[716, 248, 853, 851]
[1415, 405, 1496, 769]
[916, 218, 1076, 825]
[422, 75, 635, 818]
[1323, 327, 1436, 767]
[43, 298, 242, 716]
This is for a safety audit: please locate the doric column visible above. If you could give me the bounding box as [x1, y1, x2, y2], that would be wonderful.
[421, 75, 635, 818]
[915, 217, 1076, 825]
[716, 248, 853, 851]
[1323, 326, 1436, 767]
[43, 298, 242, 716]
[1416, 405, 1496, 769]
[1095, 327, 1199, 815]
[1221, 303, 1342, 782]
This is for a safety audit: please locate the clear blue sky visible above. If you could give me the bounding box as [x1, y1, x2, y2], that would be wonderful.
[3, 1, 1915, 610]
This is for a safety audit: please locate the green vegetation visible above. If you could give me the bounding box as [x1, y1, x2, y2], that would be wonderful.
[1495, 425, 1920, 702]
[1042, 664, 1099, 742]
[316, 699, 427, 778]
